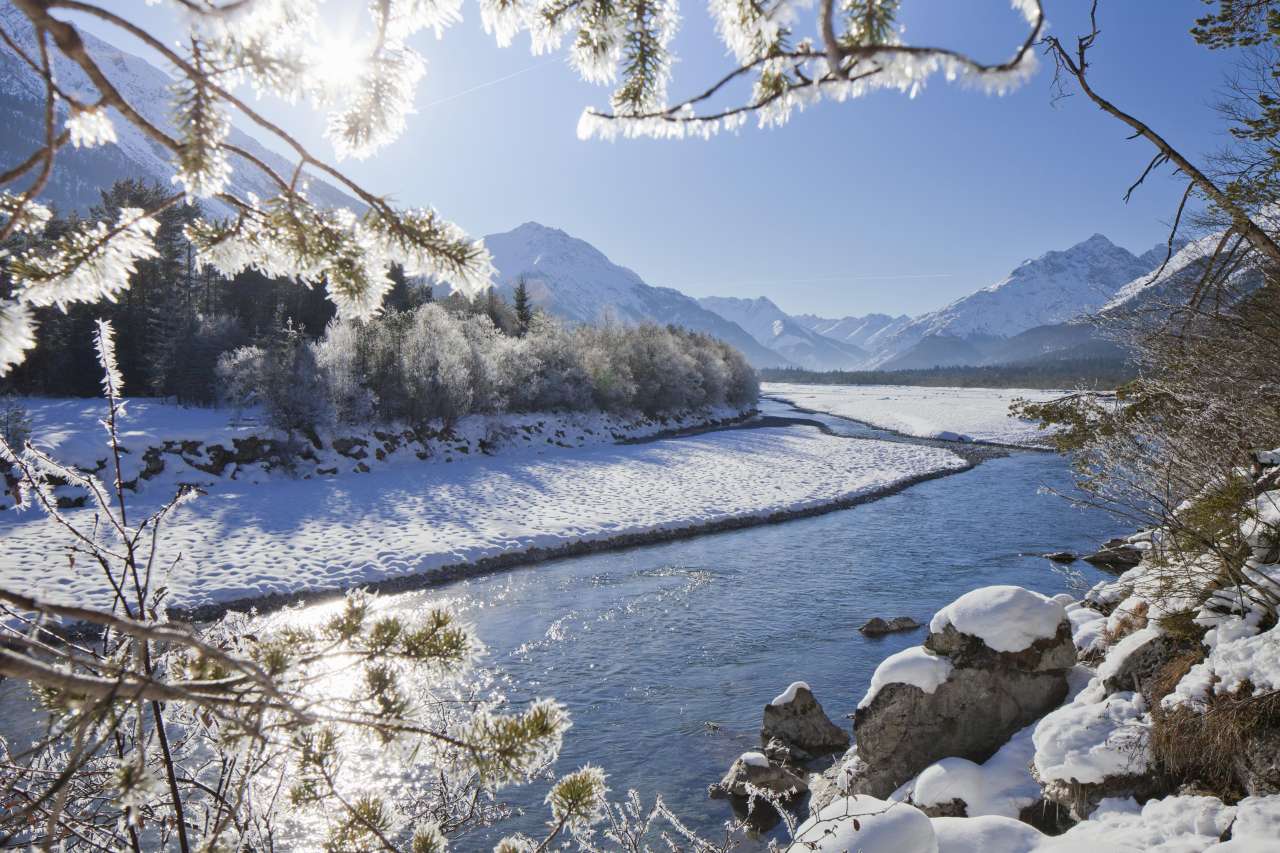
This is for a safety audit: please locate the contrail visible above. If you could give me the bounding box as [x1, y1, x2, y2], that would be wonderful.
[422, 59, 559, 109]
[733, 273, 954, 285]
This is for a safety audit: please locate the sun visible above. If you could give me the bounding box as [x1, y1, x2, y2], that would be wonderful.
[310, 23, 374, 96]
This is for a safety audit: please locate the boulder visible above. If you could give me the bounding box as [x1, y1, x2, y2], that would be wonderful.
[1044, 551, 1078, 563]
[1097, 628, 1198, 703]
[845, 664, 1070, 799]
[1234, 725, 1280, 796]
[859, 616, 921, 636]
[1082, 538, 1144, 571]
[761, 682, 849, 759]
[819, 587, 1076, 806]
[708, 752, 808, 801]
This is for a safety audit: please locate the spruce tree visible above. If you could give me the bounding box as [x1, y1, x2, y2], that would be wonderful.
[514, 276, 533, 337]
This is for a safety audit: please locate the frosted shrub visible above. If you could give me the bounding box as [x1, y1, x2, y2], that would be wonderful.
[215, 344, 267, 408]
[219, 304, 758, 433]
[0, 395, 31, 450]
[218, 327, 331, 436]
[400, 303, 476, 426]
[625, 324, 705, 415]
[314, 319, 376, 423]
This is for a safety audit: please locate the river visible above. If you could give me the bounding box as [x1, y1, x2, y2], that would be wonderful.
[298, 398, 1127, 847]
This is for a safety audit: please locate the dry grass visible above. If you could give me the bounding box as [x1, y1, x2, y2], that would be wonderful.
[1150, 686, 1280, 798]
[1101, 601, 1149, 647]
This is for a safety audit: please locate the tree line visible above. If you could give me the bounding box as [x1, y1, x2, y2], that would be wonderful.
[0, 180, 757, 426]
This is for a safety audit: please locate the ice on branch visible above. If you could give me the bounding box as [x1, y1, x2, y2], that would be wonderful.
[186, 197, 491, 320]
[7, 208, 159, 310]
[325, 47, 426, 160]
[0, 191, 51, 235]
[66, 106, 118, 148]
[0, 300, 37, 376]
[172, 68, 233, 199]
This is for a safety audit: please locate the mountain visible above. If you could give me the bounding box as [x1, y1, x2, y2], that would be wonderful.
[697, 296, 867, 370]
[869, 234, 1162, 368]
[793, 313, 912, 350]
[483, 223, 791, 368]
[0, 4, 355, 214]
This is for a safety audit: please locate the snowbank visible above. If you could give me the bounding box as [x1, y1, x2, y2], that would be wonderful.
[762, 383, 1062, 447]
[910, 725, 1040, 819]
[789, 796, 938, 852]
[859, 646, 955, 709]
[1032, 688, 1151, 785]
[1, 418, 968, 613]
[928, 585, 1067, 653]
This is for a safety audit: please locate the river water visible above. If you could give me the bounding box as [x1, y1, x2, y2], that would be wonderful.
[318, 399, 1127, 847]
[0, 399, 1126, 848]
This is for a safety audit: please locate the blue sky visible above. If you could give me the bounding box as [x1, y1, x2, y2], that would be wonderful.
[78, 1, 1235, 317]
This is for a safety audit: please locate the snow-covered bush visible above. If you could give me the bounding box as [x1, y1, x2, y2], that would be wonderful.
[313, 319, 376, 423]
[221, 305, 758, 432]
[218, 325, 331, 436]
[0, 394, 31, 449]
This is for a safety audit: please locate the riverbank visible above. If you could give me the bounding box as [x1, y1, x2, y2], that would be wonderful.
[763, 382, 1065, 448]
[1, 396, 977, 618]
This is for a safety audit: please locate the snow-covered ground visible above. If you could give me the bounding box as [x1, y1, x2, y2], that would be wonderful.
[0, 399, 968, 612]
[763, 383, 1063, 447]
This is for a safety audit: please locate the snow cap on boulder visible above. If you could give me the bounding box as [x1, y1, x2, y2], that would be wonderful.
[858, 646, 954, 709]
[929, 585, 1068, 653]
[789, 796, 938, 852]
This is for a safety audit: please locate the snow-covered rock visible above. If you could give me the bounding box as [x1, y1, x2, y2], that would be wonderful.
[1032, 687, 1154, 817]
[822, 587, 1075, 804]
[858, 647, 955, 710]
[928, 586, 1068, 654]
[761, 682, 849, 759]
[908, 724, 1041, 819]
[930, 815, 1045, 852]
[708, 751, 808, 801]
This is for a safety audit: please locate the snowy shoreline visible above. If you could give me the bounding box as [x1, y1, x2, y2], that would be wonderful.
[763, 383, 1066, 449]
[2, 395, 977, 620]
[173, 452, 977, 623]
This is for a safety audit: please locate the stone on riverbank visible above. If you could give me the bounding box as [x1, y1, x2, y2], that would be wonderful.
[815, 586, 1075, 806]
[708, 751, 809, 801]
[1082, 538, 1144, 571]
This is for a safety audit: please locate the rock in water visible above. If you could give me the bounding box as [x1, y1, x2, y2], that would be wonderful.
[708, 751, 808, 801]
[1043, 551, 1078, 563]
[859, 616, 922, 636]
[1082, 538, 1143, 571]
[818, 586, 1076, 805]
[761, 682, 850, 759]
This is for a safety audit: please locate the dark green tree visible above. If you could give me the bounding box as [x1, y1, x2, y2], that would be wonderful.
[514, 275, 533, 337]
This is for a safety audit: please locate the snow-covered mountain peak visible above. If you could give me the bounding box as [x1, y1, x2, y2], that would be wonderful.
[483, 223, 790, 367]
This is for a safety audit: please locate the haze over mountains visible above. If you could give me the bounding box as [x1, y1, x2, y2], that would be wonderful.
[2, 9, 1224, 375]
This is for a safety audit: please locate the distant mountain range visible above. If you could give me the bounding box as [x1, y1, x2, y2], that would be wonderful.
[484, 223, 789, 367]
[696, 297, 865, 370]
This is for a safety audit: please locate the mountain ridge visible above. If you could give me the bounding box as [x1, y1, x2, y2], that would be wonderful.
[483, 223, 791, 368]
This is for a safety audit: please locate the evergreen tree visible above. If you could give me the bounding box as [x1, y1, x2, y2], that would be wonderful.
[514, 275, 533, 336]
